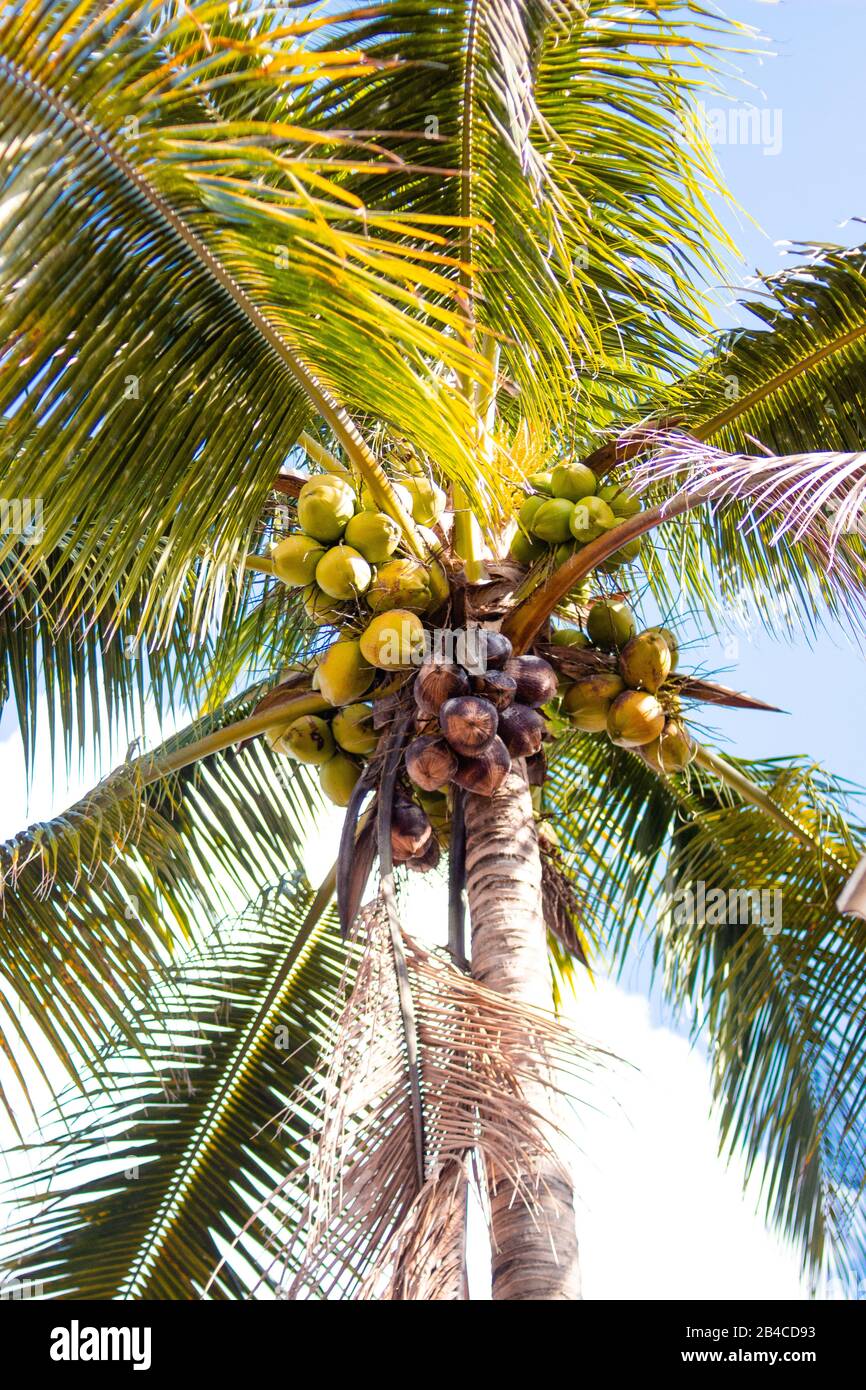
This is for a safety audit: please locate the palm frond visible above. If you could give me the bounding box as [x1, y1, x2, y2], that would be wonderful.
[0, 0, 486, 638]
[681, 241, 866, 456]
[295, 0, 736, 448]
[630, 430, 866, 637]
[0, 696, 320, 1122]
[547, 733, 866, 1274]
[229, 902, 603, 1300]
[0, 886, 350, 1299]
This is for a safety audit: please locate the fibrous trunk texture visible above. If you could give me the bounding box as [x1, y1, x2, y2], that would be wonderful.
[464, 764, 581, 1301]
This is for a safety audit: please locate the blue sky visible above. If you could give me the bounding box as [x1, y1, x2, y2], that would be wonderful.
[658, 0, 866, 796]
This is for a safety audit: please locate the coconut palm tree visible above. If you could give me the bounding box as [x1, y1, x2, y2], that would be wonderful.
[1, 0, 866, 1300]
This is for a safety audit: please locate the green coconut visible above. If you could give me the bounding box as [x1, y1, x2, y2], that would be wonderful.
[518, 494, 546, 532]
[570, 495, 616, 544]
[359, 609, 427, 669]
[344, 510, 401, 564]
[270, 533, 326, 587]
[510, 530, 546, 565]
[297, 476, 357, 542]
[319, 753, 362, 806]
[601, 535, 642, 571]
[406, 477, 446, 526]
[526, 471, 554, 495]
[275, 714, 335, 764]
[316, 639, 375, 705]
[563, 672, 625, 732]
[315, 545, 373, 600]
[531, 498, 575, 544]
[303, 587, 349, 627]
[550, 462, 597, 502]
[598, 483, 642, 518]
[332, 702, 377, 755]
[618, 631, 672, 694]
[367, 558, 432, 613]
[553, 540, 579, 566]
[551, 628, 590, 647]
[644, 625, 680, 672]
[606, 690, 665, 748]
[586, 600, 636, 650]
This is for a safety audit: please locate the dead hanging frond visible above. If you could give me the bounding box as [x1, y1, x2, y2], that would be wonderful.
[216, 902, 607, 1300]
[628, 427, 866, 569]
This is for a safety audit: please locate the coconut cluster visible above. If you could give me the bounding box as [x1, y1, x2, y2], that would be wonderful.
[560, 601, 695, 773]
[264, 469, 453, 811]
[404, 632, 557, 801]
[265, 701, 376, 806]
[509, 463, 644, 577]
[270, 473, 448, 628]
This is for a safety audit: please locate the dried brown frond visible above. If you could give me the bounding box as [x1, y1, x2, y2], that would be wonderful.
[218, 903, 607, 1300]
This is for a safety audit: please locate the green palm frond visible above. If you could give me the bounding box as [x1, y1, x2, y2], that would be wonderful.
[0, 887, 351, 1299]
[295, 0, 736, 442]
[0, 696, 321, 1123]
[0, 503, 317, 773]
[636, 243, 866, 636]
[661, 758, 865, 1275]
[547, 734, 866, 1274]
[682, 242, 866, 456]
[0, 0, 487, 637]
[1, 547, 215, 776]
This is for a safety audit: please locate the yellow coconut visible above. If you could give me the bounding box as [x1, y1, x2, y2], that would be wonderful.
[586, 600, 636, 650]
[270, 533, 326, 587]
[406, 477, 446, 526]
[319, 753, 362, 806]
[332, 702, 378, 755]
[598, 483, 642, 518]
[518, 494, 546, 532]
[644, 625, 680, 672]
[606, 691, 665, 748]
[563, 672, 625, 732]
[315, 639, 375, 706]
[296, 476, 357, 543]
[314, 544, 372, 600]
[531, 498, 575, 544]
[302, 587, 349, 627]
[645, 718, 694, 773]
[618, 631, 672, 694]
[360, 609, 426, 669]
[274, 714, 335, 764]
[367, 558, 432, 614]
[360, 480, 414, 515]
[550, 462, 596, 502]
[344, 510, 401, 564]
[510, 530, 546, 565]
[527, 470, 554, 495]
[570, 495, 616, 543]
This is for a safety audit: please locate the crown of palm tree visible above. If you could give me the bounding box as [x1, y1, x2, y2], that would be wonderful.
[2, 0, 866, 1297]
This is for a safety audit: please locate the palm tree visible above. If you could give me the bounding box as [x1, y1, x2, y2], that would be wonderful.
[1, 0, 866, 1300]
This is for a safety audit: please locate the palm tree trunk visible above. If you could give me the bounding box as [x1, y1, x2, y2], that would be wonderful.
[464, 763, 581, 1301]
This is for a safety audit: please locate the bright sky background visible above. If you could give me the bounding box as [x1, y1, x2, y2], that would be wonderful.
[2, 0, 865, 1299]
